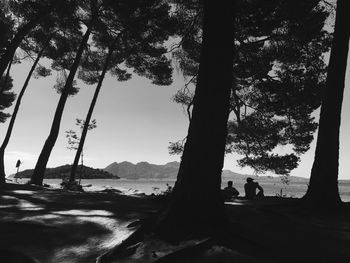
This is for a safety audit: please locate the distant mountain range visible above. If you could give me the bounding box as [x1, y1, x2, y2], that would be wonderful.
[104, 161, 251, 180]
[14, 164, 118, 179]
[11, 161, 309, 182]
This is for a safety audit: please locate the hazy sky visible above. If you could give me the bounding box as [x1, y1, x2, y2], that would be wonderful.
[1, 46, 350, 179]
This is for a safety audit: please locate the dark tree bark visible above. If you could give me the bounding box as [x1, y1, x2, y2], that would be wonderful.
[304, 0, 350, 207]
[0, 43, 48, 185]
[30, 27, 92, 185]
[156, 0, 235, 239]
[69, 48, 114, 183]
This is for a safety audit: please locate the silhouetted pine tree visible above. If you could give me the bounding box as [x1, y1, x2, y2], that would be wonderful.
[304, 0, 350, 207]
[30, 0, 96, 185]
[0, 0, 73, 85]
[0, 4, 16, 124]
[69, 49, 114, 184]
[69, 0, 175, 183]
[0, 39, 50, 183]
[0, 3, 81, 185]
[170, 0, 331, 175]
[155, 0, 235, 239]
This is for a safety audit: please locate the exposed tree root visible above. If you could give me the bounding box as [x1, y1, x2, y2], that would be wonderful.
[95, 218, 273, 263]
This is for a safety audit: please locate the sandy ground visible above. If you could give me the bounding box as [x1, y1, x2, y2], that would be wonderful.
[0, 184, 162, 262]
[1, 184, 350, 262]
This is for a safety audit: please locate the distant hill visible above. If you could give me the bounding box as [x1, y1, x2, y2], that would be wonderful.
[104, 161, 179, 179]
[104, 161, 251, 180]
[14, 164, 119, 179]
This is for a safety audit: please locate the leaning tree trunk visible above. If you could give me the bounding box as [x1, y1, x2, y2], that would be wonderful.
[69, 48, 114, 183]
[30, 27, 92, 186]
[0, 43, 48, 184]
[304, 0, 350, 207]
[156, 0, 235, 240]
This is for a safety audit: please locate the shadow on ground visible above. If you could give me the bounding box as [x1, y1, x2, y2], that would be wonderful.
[0, 183, 163, 262]
[2, 184, 350, 262]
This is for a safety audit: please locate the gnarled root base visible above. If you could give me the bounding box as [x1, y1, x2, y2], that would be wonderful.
[95, 218, 271, 263]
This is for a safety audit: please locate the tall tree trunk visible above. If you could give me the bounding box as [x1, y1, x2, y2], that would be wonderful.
[30, 27, 92, 186]
[0, 44, 47, 185]
[69, 48, 114, 183]
[156, 1, 235, 240]
[304, 0, 350, 207]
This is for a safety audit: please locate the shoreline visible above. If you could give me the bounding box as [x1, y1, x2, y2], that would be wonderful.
[7, 178, 350, 202]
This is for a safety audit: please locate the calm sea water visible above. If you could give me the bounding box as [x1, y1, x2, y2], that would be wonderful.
[29, 178, 350, 202]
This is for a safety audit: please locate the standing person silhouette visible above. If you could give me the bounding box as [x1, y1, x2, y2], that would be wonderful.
[15, 159, 22, 183]
[244, 177, 264, 199]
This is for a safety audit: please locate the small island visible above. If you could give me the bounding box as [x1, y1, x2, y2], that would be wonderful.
[14, 164, 119, 180]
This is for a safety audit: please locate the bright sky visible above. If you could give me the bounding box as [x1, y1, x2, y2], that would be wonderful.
[1, 46, 350, 179]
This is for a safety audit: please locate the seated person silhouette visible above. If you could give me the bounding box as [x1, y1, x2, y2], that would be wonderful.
[223, 180, 239, 200]
[244, 177, 264, 199]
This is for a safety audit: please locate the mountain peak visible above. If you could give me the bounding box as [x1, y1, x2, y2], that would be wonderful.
[104, 160, 248, 180]
[136, 161, 150, 165]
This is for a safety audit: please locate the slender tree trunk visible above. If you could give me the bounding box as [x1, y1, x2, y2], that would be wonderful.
[304, 0, 350, 207]
[0, 44, 47, 185]
[69, 48, 114, 183]
[156, 1, 235, 240]
[30, 27, 92, 186]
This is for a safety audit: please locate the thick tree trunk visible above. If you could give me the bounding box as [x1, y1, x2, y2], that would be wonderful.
[30, 27, 92, 186]
[304, 0, 350, 207]
[156, 1, 235, 239]
[0, 44, 47, 184]
[69, 48, 113, 183]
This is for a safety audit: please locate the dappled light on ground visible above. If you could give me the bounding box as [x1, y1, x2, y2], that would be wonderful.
[0, 185, 163, 262]
[54, 209, 114, 217]
[12, 190, 36, 195]
[3, 185, 350, 262]
[18, 200, 45, 211]
[224, 201, 244, 206]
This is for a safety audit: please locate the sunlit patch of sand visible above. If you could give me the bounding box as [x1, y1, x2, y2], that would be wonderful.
[49, 220, 132, 263]
[1, 194, 45, 211]
[1, 195, 18, 200]
[0, 204, 14, 208]
[224, 201, 244, 206]
[12, 190, 36, 195]
[0, 195, 18, 208]
[18, 200, 45, 211]
[98, 224, 132, 250]
[1, 185, 161, 262]
[54, 209, 114, 217]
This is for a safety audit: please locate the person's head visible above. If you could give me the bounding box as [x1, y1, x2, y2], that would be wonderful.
[227, 181, 233, 187]
[246, 177, 254, 183]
